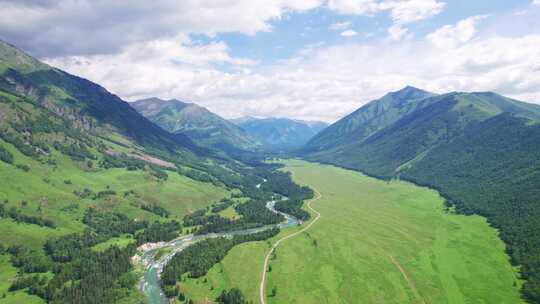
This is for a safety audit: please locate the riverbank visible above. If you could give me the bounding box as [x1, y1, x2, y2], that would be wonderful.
[133, 192, 301, 304]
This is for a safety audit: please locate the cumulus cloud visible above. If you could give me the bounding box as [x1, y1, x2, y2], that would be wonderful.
[3, 1, 540, 122]
[327, 0, 445, 40]
[427, 15, 487, 48]
[46, 30, 540, 122]
[327, 0, 445, 21]
[327, 0, 382, 15]
[340, 29, 358, 37]
[384, 0, 446, 24]
[44, 34, 256, 100]
[0, 0, 322, 57]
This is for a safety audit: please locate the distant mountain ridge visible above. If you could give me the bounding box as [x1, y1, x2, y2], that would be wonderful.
[300, 86, 540, 301]
[131, 98, 260, 152]
[232, 117, 328, 151]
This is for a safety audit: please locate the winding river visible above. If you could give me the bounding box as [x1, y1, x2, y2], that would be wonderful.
[136, 183, 300, 304]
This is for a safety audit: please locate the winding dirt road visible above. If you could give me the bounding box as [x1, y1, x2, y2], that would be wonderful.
[259, 188, 322, 304]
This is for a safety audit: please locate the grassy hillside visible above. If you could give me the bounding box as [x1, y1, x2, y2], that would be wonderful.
[0, 40, 313, 302]
[175, 160, 523, 303]
[132, 98, 260, 152]
[301, 87, 540, 302]
[0, 90, 230, 304]
[0, 41, 252, 304]
[233, 117, 328, 151]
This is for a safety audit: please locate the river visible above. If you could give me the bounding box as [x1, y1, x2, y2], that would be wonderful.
[136, 183, 299, 304]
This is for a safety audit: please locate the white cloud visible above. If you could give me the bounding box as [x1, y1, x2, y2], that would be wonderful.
[534, 0, 540, 6]
[9, 1, 538, 123]
[383, 0, 446, 24]
[46, 31, 540, 122]
[0, 0, 323, 57]
[327, 0, 445, 40]
[427, 15, 487, 48]
[44, 34, 256, 100]
[329, 21, 352, 30]
[388, 24, 408, 40]
[327, 0, 381, 15]
[340, 29, 358, 37]
[326, 0, 445, 22]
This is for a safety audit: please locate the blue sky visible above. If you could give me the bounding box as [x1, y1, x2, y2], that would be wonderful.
[2, 0, 539, 122]
[218, 0, 534, 66]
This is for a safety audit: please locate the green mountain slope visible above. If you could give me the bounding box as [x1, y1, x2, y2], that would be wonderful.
[0, 42, 203, 158]
[307, 90, 540, 175]
[0, 85, 230, 304]
[301, 86, 540, 302]
[132, 98, 260, 152]
[0, 41, 314, 304]
[232, 117, 328, 151]
[0, 40, 241, 304]
[302, 86, 436, 154]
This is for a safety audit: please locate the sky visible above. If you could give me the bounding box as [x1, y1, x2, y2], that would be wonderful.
[1, 0, 540, 122]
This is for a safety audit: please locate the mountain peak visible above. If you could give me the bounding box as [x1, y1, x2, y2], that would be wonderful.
[390, 86, 435, 100]
[131, 97, 260, 151]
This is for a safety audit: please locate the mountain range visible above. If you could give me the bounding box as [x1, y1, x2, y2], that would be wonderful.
[232, 117, 328, 151]
[131, 98, 328, 153]
[131, 98, 260, 152]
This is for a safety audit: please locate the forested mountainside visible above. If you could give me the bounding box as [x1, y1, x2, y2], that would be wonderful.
[232, 117, 328, 151]
[0, 40, 311, 304]
[301, 86, 436, 154]
[301, 86, 540, 302]
[0, 41, 206, 158]
[132, 98, 260, 152]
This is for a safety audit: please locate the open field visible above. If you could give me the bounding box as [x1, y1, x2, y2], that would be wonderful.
[179, 159, 523, 303]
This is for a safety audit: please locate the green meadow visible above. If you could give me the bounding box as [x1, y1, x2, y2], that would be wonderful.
[0, 138, 229, 304]
[179, 160, 523, 303]
[0, 138, 228, 248]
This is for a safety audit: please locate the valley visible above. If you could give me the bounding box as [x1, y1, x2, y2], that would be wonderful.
[175, 160, 523, 304]
[1, 28, 540, 304]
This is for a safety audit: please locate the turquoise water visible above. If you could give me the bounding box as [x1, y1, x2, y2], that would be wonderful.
[139, 198, 299, 304]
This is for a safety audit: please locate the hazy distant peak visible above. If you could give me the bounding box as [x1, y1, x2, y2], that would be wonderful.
[131, 97, 260, 151]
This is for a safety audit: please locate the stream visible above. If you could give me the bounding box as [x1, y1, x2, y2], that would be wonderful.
[136, 182, 300, 304]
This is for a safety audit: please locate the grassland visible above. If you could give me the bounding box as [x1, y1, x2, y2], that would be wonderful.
[0, 254, 44, 304]
[178, 159, 523, 304]
[0, 137, 230, 303]
[0, 139, 228, 248]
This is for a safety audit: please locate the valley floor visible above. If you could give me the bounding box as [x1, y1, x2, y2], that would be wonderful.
[179, 160, 523, 303]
